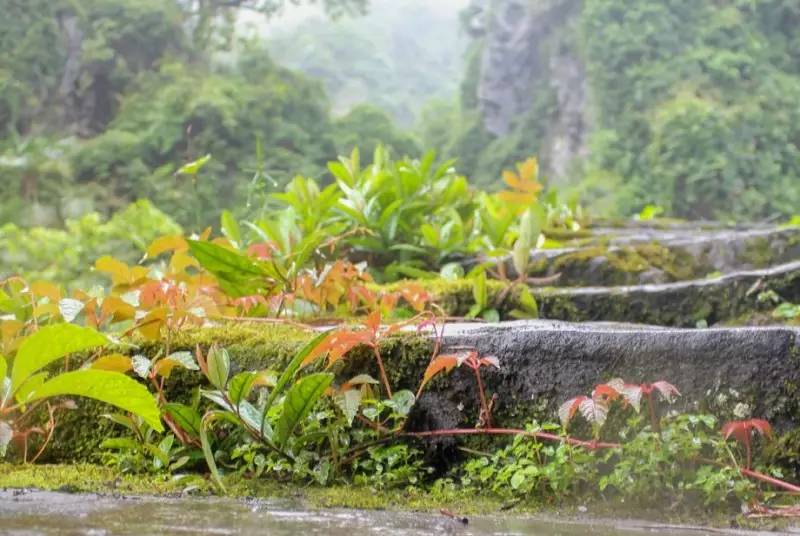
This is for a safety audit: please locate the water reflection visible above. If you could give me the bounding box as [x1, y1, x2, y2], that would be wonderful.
[0, 490, 724, 535]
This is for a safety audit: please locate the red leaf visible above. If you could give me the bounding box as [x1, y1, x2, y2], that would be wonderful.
[558, 396, 588, 428]
[722, 419, 773, 443]
[418, 355, 460, 393]
[303, 330, 373, 368]
[651, 381, 681, 402]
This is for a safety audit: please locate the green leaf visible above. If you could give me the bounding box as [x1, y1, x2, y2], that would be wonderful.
[220, 210, 242, 247]
[201, 411, 227, 493]
[509, 286, 539, 319]
[386, 390, 416, 417]
[175, 154, 211, 176]
[15, 372, 48, 404]
[262, 332, 328, 419]
[11, 324, 109, 395]
[0, 356, 6, 382]
[228, 371, 256, 406]
[187, 240, 270, 297]
[275, 373, 333, 448]
[188, 240, 266, 278]
[470, 270, 488, 313]
[439, 262, 464, 281]
[206, 347, 230, 389]
[100, 437, 140, 451]
[165, 403, 202, 439]
[28, 370, 163, 432]
[334, 389, 362, 425]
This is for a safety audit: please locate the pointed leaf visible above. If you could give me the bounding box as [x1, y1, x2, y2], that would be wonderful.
[165, 403, 202, 439]
[58, 299, 85, 322]
[206, 347, 230, 389]
[419, 355, 459, 393]
[275, 372, 333, 447]
[228, 371, 257, 406]
[11, 324, 109, 395]
[28, 370, 163, 431]
[91, 354, 133, 373]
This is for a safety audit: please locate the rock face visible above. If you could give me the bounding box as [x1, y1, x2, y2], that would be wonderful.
[470, 0, 587, 180]
[413, 320, 800, 434]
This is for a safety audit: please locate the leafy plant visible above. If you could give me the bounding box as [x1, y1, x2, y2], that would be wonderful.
[0, 323, 162, 460]
[722, 419, 773, 469]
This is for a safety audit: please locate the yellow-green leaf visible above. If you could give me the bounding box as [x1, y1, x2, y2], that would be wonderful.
[11, 324, 109, 395]
[28, 369, 163, 432]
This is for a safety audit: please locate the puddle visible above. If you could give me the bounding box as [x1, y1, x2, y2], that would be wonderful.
[0, 490, 776, 535]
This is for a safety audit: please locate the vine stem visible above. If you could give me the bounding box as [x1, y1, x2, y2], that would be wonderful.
[372, 345, 393, 399]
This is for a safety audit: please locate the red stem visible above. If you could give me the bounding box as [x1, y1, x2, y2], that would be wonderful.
[404, 427, 622, 450]
[372, 345, 393, 399]
[741, 467, 800, 494]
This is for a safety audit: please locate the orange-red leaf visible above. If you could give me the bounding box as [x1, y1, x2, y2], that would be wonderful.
[722, 419, 773, 444]
[651, 381, 681, 402]
[418, 355, 460, 393]
[558, 396, 588, 428]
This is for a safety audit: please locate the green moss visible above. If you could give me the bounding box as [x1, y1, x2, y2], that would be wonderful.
[547, 243, 703, 286]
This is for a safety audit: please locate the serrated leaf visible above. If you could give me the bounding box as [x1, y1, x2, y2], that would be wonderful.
[11, 324, 109, 395]
[154, 351, 199, 379]
[386, 390, 416, 417]
[334, 389, 362, 425]
[275, 373, 333, 448]
[579, 397, 609, 427]
[58, 299, 85, 322]
[28, 369, 163, 432]
[131, 354, 151, 379]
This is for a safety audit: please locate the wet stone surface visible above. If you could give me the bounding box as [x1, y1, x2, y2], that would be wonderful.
[0, 490, 780, 536]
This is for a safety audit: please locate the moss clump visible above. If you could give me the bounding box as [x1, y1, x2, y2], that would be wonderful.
[546, 243, 704, 286]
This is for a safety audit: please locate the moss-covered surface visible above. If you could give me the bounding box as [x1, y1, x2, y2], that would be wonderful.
[0, 462, 507, 514]
[0, 463, 794, 531]
[543, 243, 705, 286]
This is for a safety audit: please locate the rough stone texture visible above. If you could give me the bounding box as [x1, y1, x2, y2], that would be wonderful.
[491, 225, 800, 285]
[472, 0, 586, 180]
[534, 260, 800, 326]
[412, 320, 800, 435]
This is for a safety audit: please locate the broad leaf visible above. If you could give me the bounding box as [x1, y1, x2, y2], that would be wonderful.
[165, 403, 202, 439]
[264, 332, 328, 415]
[91, 354, 133, 373]
[579, 397, 609, 427]
[11, 324, 108, 395]
[154, 351, 199, 378]
[228, 371, 257, 406]
[58, 299, 85, 322]
[28, 370, 163, 432]
[334, 389, 362, 425]
[206, 347, 230, 389]
[275, 373, 333, 448]
[558, 396, 588, 428]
